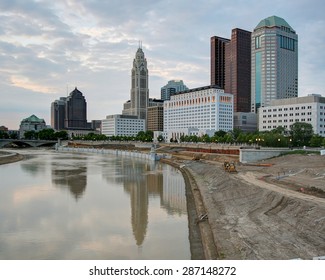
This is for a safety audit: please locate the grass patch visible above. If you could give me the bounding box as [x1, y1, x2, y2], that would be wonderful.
[281, 150, 320, 156]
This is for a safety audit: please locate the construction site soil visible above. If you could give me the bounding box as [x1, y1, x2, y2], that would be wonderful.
[1, 145, 324, 259]
[161, 147, 325, 260]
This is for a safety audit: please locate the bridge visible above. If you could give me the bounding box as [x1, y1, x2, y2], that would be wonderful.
[0, 139, 58, 148]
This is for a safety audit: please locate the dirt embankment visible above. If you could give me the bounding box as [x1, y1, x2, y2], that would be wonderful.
[177, 153, 325, 259]
[0, 151, 24, 165]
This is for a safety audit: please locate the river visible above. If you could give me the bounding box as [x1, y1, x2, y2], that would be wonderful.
[0, 149, 194, 260]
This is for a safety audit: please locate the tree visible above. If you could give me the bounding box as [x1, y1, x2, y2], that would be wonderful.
[214, 130, 227, 138]
[38, 129, 55, 140]
[24, 130, 38, 140]
[157, 135, 164, 142]
[54, 130, 68, 140]
[0, 131, 9, 139]
[290, 122, 313, 146]
[310, 134, 324, 147]
[136, 131, 153, 142]
[201, 134, 211, 143]
[231, 128, 242, 141]
[271, 126, 286, 135]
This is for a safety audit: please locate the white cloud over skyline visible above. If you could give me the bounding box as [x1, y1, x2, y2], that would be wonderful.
[0, 0, 324, 129]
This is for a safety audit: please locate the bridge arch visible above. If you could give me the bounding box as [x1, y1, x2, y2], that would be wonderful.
[0, 139, 57, 148]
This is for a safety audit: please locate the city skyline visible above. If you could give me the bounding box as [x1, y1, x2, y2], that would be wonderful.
[0, 0, 324, 129]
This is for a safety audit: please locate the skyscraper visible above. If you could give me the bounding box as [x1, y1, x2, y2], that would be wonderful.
[51, 97, 66, 130]
[65, 87, 87, 129]
[225, 28, 251, 112]
[130, 46, 149, 122]
[161, 80, 189, 100]
[210, 36, 230, 88]
[251, 16, 298, 113]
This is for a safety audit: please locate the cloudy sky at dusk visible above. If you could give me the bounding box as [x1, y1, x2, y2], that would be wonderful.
[1, 0, 324, 129]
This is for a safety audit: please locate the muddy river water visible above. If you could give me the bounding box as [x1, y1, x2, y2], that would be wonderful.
[0, 149, 192, 259]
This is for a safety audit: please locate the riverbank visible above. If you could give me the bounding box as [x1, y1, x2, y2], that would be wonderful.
[167, 153, 325, 260]
[0, 151, 24, 165]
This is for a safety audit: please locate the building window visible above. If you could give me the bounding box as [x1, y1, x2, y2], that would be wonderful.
[255, 36, 261, 49]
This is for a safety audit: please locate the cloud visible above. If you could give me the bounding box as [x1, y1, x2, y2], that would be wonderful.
[0, 0, 325, 129]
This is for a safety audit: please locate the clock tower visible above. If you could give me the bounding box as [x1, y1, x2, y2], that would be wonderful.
[130, 44, 149, 126]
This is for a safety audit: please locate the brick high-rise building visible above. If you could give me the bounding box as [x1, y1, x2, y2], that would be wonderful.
[225, 28, 251, 112]
[147, 99, 164, 132]
[210, 36, 230, 88]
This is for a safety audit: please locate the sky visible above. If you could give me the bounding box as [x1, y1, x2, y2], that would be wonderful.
[0, 0, 324, 130]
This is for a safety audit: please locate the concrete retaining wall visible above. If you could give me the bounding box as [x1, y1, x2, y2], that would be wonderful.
[57, 146, 159, 161]
[239, 148, 289, 163]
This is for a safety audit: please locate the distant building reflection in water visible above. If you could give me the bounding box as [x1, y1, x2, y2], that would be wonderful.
[102, 157, 187, 246]
[161, 165, 187, 215]
[51, 167, 87, 200]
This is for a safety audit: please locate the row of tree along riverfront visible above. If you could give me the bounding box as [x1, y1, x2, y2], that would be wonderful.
[1, 122, 324, 148]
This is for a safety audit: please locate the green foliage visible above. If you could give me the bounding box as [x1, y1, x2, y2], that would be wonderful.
[231, 128, 242, 140]
[0, 131, 9, 139]
[282, 150, 320, 156]
[23, 129, 68, 140]
[214, 130, 227, 138]
[24, 130, 38, 140]
[290, 122, 314, 146]
[310, 134, 324, 147]
[136, 130, 153, 142]
[72, 130, 154, 142]
[38, 129, 55, 140]
[66, 122, 323, 148]
[157, 135, 164, 142]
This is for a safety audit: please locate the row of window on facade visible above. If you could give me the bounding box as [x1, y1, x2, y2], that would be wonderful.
[262, 106, 318, 112]
[263, 118, 312, 123]
[263, 112, 316, 117]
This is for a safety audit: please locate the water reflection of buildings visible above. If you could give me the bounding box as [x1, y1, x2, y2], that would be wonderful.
[103, 158, 187, 246]
[160, 165, 187, 215]
[51, 167, 87, 200]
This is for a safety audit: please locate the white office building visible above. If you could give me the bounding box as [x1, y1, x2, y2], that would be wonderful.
[258, 94, 325, 135]
[101, 114, 145, 137]
[163, 85, 233, 141]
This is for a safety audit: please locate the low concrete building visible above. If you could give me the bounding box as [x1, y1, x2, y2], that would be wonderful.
[258, 94, 325, 135]
[102, 114, 145, 137]
[234, 112, 257, 132]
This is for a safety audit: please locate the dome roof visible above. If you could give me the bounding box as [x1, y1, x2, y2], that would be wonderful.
[255, 16, 295, 32]
[22, 114, 45, 123]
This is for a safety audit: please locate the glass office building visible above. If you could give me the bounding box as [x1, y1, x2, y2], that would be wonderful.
[251, 16, 298, 113]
